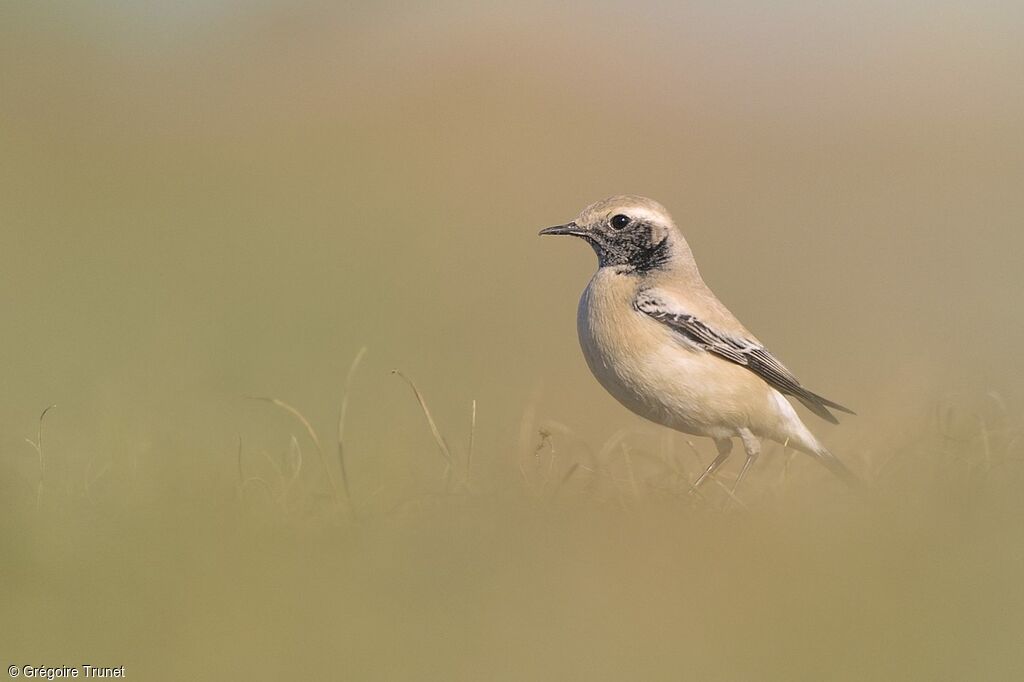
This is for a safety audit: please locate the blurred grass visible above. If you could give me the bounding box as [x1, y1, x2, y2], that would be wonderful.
[2, 384, 1023, 681]
[3, 1, 1024, 679]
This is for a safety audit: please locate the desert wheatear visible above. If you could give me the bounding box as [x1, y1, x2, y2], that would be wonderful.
[540, 195, 858, 492]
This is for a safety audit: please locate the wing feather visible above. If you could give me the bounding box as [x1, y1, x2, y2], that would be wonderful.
[635, 291, 854, 424]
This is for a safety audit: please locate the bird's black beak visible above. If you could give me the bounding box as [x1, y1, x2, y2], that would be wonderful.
[538, 222, 585, 237]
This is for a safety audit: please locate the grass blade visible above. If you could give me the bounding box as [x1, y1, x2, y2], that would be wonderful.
[337, 346, 367, 518]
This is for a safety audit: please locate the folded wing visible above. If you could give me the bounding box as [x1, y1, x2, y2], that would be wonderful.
[635, 290, 854, 424]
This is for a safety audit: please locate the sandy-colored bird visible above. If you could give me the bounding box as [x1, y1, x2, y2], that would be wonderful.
[540, 195, 858, 492]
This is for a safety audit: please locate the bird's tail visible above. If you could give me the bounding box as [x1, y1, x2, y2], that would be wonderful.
[812, 446, 866, 494]
[794, 388, 856, 425]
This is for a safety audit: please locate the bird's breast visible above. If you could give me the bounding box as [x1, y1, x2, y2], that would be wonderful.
[576, 273, 675, 419]
[575, 271, 761, 437]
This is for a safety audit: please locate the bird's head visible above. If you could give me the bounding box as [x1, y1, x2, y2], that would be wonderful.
[539, 195, 690, 274]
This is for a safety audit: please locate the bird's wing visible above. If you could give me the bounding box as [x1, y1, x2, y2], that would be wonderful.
[634, 289, 854, 424]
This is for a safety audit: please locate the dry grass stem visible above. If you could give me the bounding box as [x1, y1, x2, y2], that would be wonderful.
[23, 404, 56, 509]
[392, 369, 473, 493]
[248, 396, 340, 503]
[337, 346, 367, 518]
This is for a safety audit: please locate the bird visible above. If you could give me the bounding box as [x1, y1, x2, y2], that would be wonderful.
[539, 195, 859, 494]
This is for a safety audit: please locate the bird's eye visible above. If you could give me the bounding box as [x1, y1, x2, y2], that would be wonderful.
[610, 214, 631, 230]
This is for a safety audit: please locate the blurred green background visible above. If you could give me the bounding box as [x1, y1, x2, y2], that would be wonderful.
[2, 2, 1023, 680]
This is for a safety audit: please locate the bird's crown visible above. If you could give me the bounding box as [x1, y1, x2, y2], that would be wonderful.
[575, 195, 673, 230]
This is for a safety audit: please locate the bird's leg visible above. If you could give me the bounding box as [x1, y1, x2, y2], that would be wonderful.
[731, 428, 762, 497]
[694, 438, 732, 488]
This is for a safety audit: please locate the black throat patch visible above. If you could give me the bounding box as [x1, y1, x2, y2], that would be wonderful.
[592, 222, 671, 273]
